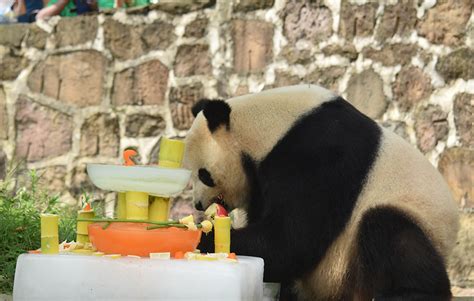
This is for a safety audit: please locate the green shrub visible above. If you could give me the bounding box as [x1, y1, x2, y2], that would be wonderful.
[0, 168, 77, 294]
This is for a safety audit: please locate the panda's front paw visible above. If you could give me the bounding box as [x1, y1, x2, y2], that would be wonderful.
[230, 208, 248, 229]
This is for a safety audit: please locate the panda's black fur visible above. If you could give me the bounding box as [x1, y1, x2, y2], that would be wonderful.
[192, 95, 453, 301]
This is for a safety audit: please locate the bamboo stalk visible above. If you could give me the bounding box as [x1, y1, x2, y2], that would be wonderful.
[146, 224, 203, 230]
[76, 218, 180, 226]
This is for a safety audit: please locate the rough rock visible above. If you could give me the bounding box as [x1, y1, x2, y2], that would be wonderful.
[448, 213, 474, 287]
[417, 0, 472, 46]
[0, 88, 7, 139]
[376, 0, 417, 42]
[305, 66, 345, 92]
[453, 93, 473, 146]
[233, 0, 274, 12]
[104, 18, 175, 60]
[393, 66, 432, 111]
[321, 44, 358, 62]
[381, 121, 409, 142]
[28, 51, 107, 107]
[141, 21, 176, 51]
[234, 85, 249, 96]
[283, 1, 332, 43]
[125, 113, 166, 137]
[80, 113, 120, 157]
[362, 43, 417, 66]
[184, 18, 208, 38]
[169, 83, 204, 130]
[232, 20, 273, 74]
[70, 164, 101, 198]
[345, 69, 387, 119]
[436, 48, 474, 81]
[0, 52, 27, 80]
[438, 147, 473, 208]
[56, 16, 98, 47]
[112, 60, 169, 106]
[273, 71, 301, 88]
[15, 98, 73, 162]
[36, 166, 67, 194]
[414, 105, 449, 153]
[25, 25, 48, 49]
[174, 44, 212, 77]
[280, 46, 312, 65]
[152, 0, 215, 14]
[339, 2, 377, 39]
[0, 23, 28, 48]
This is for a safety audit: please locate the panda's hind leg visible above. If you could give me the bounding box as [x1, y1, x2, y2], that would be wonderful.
[355, 206, 451, 301]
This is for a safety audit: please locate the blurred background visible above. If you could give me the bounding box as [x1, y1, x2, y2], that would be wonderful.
[0, 0, 472, 296]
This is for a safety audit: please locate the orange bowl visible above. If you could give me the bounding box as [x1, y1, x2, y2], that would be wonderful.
[88, 223, 202, 257]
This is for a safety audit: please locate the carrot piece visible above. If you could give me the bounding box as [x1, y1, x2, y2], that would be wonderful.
[227, 253, 237, 259]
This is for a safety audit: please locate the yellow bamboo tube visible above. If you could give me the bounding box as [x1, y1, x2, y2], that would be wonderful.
[41, 214, 59, 254]
[214, 216, 231, 253]
[117, 192, 127, 219]
[158, 137, 185, 168]
[149, 197, 170, 222]
[76, 234, 90, 244]
[125, 191, 149, 220]
[77, 210, 95, 235]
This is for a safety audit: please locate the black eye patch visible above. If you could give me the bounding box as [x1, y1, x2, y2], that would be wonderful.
[198, 168, 216, 187]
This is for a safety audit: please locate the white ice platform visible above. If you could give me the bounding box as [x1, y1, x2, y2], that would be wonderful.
[13, 254, 279, 301]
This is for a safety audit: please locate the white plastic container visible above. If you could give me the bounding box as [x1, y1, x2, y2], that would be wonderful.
[13, 254, 274, 301]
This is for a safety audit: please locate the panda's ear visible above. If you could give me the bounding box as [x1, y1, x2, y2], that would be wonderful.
[204, 99, 232, 132]
[191, 99, 211, 117]
[192, 98, 231, 132]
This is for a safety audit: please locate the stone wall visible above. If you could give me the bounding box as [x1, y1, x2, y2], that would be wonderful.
[0, 0, 472, 291]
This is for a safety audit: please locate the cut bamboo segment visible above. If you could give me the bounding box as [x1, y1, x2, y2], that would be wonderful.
[158, 137, 185, 168]
[117, 192, 127, 219]
[125, 191, 149, 220]
[214, 216, 231, 253]
[149, 197, 170, 222]
[76, 234, 90, 244]
[41, 214, 59, 237]
[41, 214, 59, 254]
[77, 210, 95, 235]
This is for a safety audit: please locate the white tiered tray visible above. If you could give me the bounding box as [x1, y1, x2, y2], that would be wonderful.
[13, 254, 279, 301]
[87, 164, 192, 197]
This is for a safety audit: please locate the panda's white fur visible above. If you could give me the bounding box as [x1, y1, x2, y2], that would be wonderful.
[184, 84, 459, 300]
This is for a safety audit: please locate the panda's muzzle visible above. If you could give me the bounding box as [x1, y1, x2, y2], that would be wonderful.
[195, 194, 230, 212]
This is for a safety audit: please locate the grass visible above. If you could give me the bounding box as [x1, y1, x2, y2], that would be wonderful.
[0, 165, 78, 294]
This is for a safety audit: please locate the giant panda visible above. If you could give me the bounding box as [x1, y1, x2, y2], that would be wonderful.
[183, 84, 459, 301]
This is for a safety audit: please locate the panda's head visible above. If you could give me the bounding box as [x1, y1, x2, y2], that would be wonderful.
[183, 85, 337, 211]
[183, 99, 249, 211]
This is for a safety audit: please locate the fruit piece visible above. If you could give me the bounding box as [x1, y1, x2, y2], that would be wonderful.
[200, 220, 213, 234]
[83, 203, 92, 211]
[179, 214, 194, 224]
[204, 203, 228, 220]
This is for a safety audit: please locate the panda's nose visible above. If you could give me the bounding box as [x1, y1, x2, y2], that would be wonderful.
[195, 202, 204, 211]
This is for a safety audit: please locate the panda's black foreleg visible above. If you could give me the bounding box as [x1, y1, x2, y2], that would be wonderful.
[356, 206, 452, 301]
[198, 218, 298, 283]
[374, 292, 453, 301]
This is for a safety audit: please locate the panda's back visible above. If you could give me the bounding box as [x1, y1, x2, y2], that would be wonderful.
[299, 127, 459, 300]
[355, 128, 459, 256]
